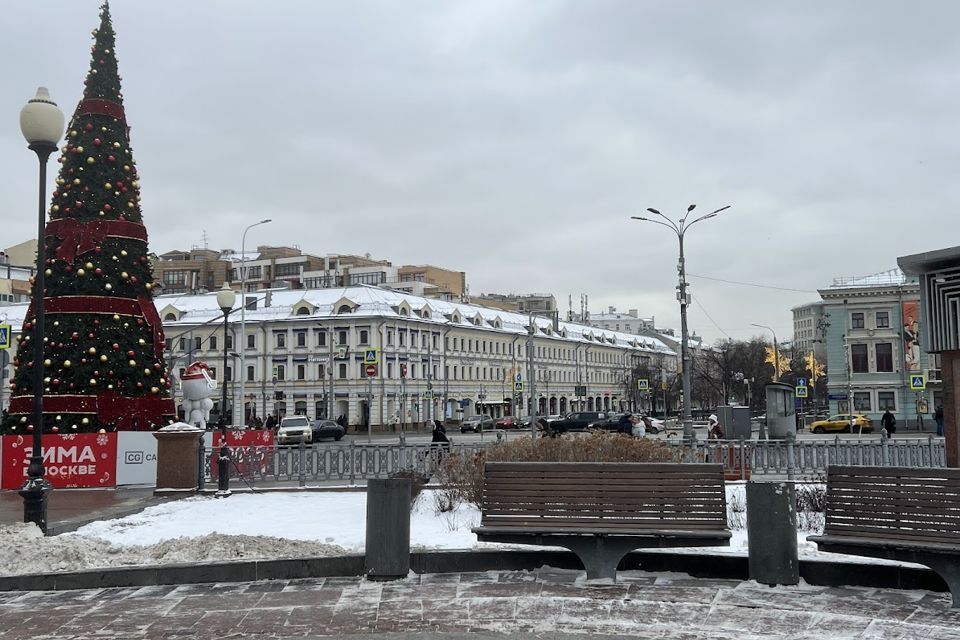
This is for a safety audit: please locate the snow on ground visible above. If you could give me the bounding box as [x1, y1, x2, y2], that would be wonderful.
[0, 483, 922, 576]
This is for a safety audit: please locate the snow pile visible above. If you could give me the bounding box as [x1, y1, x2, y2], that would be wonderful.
[0, 520, 347, 577]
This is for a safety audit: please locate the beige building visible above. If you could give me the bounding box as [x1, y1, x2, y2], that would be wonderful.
[397, 265, 466, 301]
[152, 248, 231, 295]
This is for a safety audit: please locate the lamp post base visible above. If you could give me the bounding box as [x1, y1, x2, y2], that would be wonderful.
[19, 477, 52, 534]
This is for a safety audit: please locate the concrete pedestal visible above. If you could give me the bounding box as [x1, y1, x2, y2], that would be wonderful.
[365, 478, 412, 580]
[153, 423, 204, 492]
[747, 482, 799, 585]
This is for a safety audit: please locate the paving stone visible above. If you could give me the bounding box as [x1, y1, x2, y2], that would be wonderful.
[466, 596, 516, 620]
[458, 580, 542, 598]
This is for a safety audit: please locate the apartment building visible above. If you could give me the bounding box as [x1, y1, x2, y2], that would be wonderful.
[819, 269, 940, 425]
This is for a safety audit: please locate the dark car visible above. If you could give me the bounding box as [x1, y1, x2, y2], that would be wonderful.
[550, 412, 607, 434]
[460, 415, 495, 433]
[312, 419, 345, 441]
[587, 413, 627, 430]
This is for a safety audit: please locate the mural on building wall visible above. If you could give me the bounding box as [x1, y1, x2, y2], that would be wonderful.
[902, 300, 921, 372]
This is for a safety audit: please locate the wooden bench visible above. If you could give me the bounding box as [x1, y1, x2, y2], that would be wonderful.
[472, 462, 731, 580]
[809, 466, 960, 607]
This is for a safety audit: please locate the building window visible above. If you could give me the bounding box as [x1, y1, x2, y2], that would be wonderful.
[296, 331, 306, 347]
[338, 330, 348, 345]
[876, 343, 893, 372]
[338, 363, 347, 379]
[387, 330, 394, 346]
[276, 333, 286, 348]
[387, 362, 394, 378]
[851, 312, 865, 329]
[296, 364, 306, 380]
[853, 392, 871, 412]
[209, 336, 217, 351]
[274, 263, 301, 277]
[876, 311, 889, 329]
[399, 331, 406, 347]
[317, 332, 326, 347]
[247, 334, 256, 349]
[225, 335, 233, 350]
[225, 366, 232, 382]
[275, 364, 286, 381]
[359, 329, 369, 344]
[246, 365, 255, 382]
[878, 391, 896, 411]
[851, 344, 869, 373]
[317, 364, 326, 379]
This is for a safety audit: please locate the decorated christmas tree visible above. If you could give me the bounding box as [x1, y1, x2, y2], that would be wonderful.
[1, 2, 175, 435]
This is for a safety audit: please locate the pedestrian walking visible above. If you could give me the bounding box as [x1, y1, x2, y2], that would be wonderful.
[707, 414, 724, 440]
[881, 409, 897, 436]
[935, 405, 945, 437]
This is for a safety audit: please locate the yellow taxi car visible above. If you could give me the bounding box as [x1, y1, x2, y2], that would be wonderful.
[808, 413, 874, 434]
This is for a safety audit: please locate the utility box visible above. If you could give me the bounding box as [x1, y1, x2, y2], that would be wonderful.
[153, 422, 204, 492]
[747, 482, 799, 585]
[765, 383, 796, 440]
[365, 477, 412, 580]
[716, 405, 752, 440]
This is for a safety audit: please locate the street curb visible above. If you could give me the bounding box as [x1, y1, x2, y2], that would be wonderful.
[0, 549, 947, 594]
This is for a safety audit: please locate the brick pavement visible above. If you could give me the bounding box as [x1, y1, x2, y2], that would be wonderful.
[1, 568, 959, 639]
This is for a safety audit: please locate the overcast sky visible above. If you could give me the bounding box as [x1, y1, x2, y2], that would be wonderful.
[2, 1, 956, 343]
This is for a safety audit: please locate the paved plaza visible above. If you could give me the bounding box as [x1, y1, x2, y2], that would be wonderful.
[1, 567, 958, 639]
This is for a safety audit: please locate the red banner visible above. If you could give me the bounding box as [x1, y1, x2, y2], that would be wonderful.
[1, 433, 118, 489]
[210, 429, 274, 478]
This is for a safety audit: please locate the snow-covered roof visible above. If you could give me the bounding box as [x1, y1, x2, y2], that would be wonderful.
[829, 268, 913, 289]
[0, 286, 675, 356]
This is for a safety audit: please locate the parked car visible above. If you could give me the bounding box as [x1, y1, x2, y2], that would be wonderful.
[550, 412, 607, 434]
[586, 413, 627, 430]
[809, 413, 874, 434]
[277, 415, 312, 445]
[460, 415, 495, 433]
[495, 416, 520, 429]
[639, 416, 665, 434]
[311, 419, 345, 441]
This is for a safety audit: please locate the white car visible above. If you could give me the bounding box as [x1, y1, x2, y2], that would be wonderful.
[635, 416, 665, 435]
[277, 416, 312, 445]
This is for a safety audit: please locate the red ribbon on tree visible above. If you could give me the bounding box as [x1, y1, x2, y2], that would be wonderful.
[46, 218, 148, 263]
[75, 98, 126, 123]
[8, 392, 174, 430]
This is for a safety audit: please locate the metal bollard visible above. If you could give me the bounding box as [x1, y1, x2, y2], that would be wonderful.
[365, 477, 412, 580]
[747, 481, 799, 585]
[298, 438, 306, 487]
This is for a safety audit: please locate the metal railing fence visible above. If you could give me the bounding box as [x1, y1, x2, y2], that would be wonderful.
[200, 436, 946, 487]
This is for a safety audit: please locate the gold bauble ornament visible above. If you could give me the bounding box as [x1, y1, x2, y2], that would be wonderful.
[52, 205, 60, 213]
[85, 262, 94, 269]
[86, 157, 95, 164]
[77, 269, 86, 276]
[63, 360, 72, 368]
[81, 417, 90, 425]
[89, 378, 97, 385]
[151, 387, 160, 394]
[88, 347, 97, 355]
[105, 283, 112, 291]
[104, 183, 112, 190]
[100, 355, 108, 362]
[43, 359, 51, 367]
[73, 178, 80, 185]
[77, 146, 84, 153]
[128, 359, 136, 366]
[69, 130, 77, 137]
[120, 250, 128, 257]
[138, 338, 145, 345]
[143, 368, 151, 376]
[120, 272, 129, 279]
[145, 283, 152, 290]
[113, 314, 121, 321]
[44, 269, 52, 276]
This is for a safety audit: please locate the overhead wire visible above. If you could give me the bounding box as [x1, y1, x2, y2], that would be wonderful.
[687, 273, 817, 293]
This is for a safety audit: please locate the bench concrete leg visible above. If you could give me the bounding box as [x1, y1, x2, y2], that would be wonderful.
[559, 538, 639, 581]
[923, 557, 960, 608]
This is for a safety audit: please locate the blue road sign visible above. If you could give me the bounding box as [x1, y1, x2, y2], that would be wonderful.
[796, 377, 807, 387]
[0, 323, 9, 349]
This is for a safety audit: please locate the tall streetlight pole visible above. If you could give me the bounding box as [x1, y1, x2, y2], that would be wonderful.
[751, 323, 781, 382]
[216, 283, 236, 497]
[19, 87, 64, 532]
[631, 204, 731, 443]
[239, 219, 271, 427]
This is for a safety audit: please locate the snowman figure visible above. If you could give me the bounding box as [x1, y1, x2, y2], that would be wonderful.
[180, 361, 217, 429]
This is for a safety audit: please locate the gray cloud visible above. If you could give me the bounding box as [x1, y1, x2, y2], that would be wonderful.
[2, 1, 956, 342]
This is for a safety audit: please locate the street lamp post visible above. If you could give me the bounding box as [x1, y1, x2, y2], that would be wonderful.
[631, 204, 730, 443]
[216, 283, 236, 497]
[19, 87, 65, 532]
[751, 323, 781, 382]
[239, 219, 271, 427]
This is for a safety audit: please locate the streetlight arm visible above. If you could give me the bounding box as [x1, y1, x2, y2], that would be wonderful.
[630, 216, 681, 236]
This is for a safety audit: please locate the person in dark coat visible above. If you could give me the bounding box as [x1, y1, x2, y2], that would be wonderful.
[264, 414, 276, 431]
[881, 410, 897, 435]
[617, 413, 633, 435]
[935, 406, 945, 437]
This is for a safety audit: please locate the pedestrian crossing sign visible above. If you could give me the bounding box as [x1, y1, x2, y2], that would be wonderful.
[0, 323, 9, 349]
[910, 374, 926, 390]
[363, 348, 379, 364]
[636, 379, 649, 391]
[514, 381, 524, 392]
[795, 386, 808, 398]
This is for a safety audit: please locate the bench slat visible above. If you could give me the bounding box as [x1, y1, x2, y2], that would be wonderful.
[479, 519, 728, 530]
[827, 466, 960, 480]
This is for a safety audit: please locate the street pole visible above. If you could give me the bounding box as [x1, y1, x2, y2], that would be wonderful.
[239, 218, 271, 428]
[19, 87, 64, 532]
[632, 204, 730, 443]
[215, 284, 236, 497]
[527, 314, 537, 429]
[752, 323, 780, 382]
[367, 368, 373, 443]
[328, 326, 335, 422]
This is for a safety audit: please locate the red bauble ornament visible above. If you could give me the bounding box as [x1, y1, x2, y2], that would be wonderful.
[71, 332, 79, 340]
[103, 204, 112, 212]
[52, 426, 60, 433]
[23, 322, 32, 331]
[130, 276, 138, 284]
[93, 138, 102, 146]
[65, 265, 73, 273]
[107, 155, 116, 162]
[136, 382, 143, 389]
[27, 426, 33, 433]
[137, 319, 144, 326]
[93, 320, 100, 327]
[153, 363, 162, 370]
[52, 379, 60, 387]
[74, 201, 83, 209]
[112, 343, 119, 350]
[127, 350, 135, 358]
[88, 333, 95, 340]
[84, 123, 93, 131]
[94, 268, 103, 276]
[94, 246, 102, 253]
